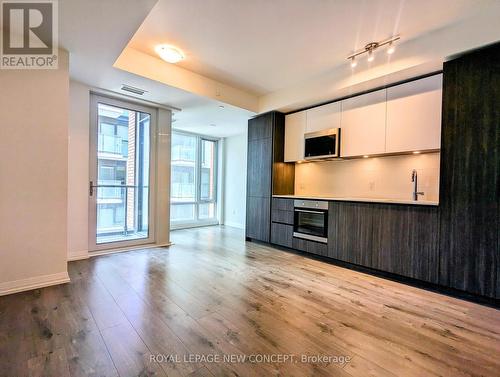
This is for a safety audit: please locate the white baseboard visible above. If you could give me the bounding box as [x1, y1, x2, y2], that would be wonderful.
[0, 271, 70, 296]
[171, 221, 219, 230]
[67, 242, 173, 262]
[68, 251, 89, 261]
[223, 221, 245, 230]
[88, 242, 172, 257]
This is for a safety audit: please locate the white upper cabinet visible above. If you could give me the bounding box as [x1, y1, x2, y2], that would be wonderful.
[340, 89, 387, 157]
[283, 75, 442, 161]
[284, 111, 306, 162]
[386, 74, 442, 153]
[305, 101, 341, 133]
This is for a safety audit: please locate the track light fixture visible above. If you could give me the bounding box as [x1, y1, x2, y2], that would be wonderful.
[347, 35, 400, 66]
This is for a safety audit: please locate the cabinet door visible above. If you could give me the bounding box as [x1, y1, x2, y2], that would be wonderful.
[248, 113, 272, 141]
[271, 209, 294, 224]
[328, 202, 373, 266]
[386, 75, 442, 153]
[271, 223, 293, 248]
[371, 205, 439, 283]
[340, 89, 386, 157]
[497, 213, 500, 298]
[271, 198, 294, 224]
[306, 101, 341, 133]
[439, 46, 499, 298]
[246, 196, 270, 242]
[284, 111, 306, 162]
[272, 198, 294, 211]
[247, 138, 272, 197]
[292, 237, 328, 257]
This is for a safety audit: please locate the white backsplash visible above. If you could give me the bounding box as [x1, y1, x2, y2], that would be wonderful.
[294, 152, 440, 202]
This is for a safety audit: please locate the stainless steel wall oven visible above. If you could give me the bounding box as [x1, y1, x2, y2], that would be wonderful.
[293, 200, 328, 243]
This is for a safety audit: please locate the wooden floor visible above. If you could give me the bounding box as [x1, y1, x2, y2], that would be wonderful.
[1, 226, 499, 377]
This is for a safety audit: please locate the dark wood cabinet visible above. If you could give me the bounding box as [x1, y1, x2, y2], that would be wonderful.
[247, 138, 272, 197]
[246, 196, 271, 241]
[372, 205, 439, 283]
[271, 198, 294, 224]
[272, 198, 294, 211]
[328, 201, 439, 284]
[293, 237, 328, 257]
[270, 198, 294, 247]
[438, 43, 499, 298]
[246, 112, 294, 242]
[271, 209, 294, 225]
[497, 228, 500, 298]
[271, 223, 293, 248]
[248, 113, 272, 141]
[328, 202, 373, 266]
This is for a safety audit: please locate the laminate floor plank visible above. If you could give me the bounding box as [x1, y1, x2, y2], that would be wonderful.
[1, 226, 499, 377]
[100, 322, 168, 377]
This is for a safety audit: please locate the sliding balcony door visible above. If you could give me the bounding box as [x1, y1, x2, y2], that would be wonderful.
[89, 95, 156, 251]
[170, 131, 218, 229]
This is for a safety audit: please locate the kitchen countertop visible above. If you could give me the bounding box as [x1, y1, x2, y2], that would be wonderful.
[272, 195, 439, 206]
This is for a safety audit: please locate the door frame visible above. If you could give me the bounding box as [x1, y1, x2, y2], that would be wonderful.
[88, 94, 157, 251]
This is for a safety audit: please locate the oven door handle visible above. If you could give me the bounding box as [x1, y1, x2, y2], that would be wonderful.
[294, 209, 325, 214]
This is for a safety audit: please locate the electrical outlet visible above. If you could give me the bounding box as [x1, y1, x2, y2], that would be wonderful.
[369, 181, 375, 191]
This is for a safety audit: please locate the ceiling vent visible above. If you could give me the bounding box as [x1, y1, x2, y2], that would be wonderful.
[120, 84, 147, 96]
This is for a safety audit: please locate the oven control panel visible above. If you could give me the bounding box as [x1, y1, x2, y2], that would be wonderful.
[293, 200, 328, 210]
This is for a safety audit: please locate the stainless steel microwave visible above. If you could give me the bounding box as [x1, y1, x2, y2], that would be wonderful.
[304, 128, 340, 160]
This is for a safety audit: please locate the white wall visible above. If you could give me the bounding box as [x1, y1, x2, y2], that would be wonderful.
[222, 133, 247, 229]
[68, 81, 90, 260]
[0, 51, 70, 295]
[295, 153, 440, 202]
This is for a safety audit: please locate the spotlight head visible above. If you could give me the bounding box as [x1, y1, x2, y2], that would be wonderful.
[387, 42, 395, 54]
[367, 49, 375, 62]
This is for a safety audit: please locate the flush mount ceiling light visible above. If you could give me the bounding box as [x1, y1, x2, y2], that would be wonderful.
[347, 35, 400, 67]
[155, 44, 185, 63]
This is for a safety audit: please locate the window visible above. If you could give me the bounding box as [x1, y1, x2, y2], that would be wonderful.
[170, 131, 218, 227]
[94, 103, 151, 243]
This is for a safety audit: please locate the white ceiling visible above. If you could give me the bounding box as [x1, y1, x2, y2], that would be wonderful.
[128, 0, 497, 95]
[60, 0, 500, 136]
[171, 98, 253, 137]
[59, 0, 253, 137]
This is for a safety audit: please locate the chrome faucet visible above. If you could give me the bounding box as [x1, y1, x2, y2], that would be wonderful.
[411, 169, 425, 201]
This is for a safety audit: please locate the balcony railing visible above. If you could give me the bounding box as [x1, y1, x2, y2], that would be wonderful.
[98, 134, 127, 156]
[95, 184, 149, 239]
